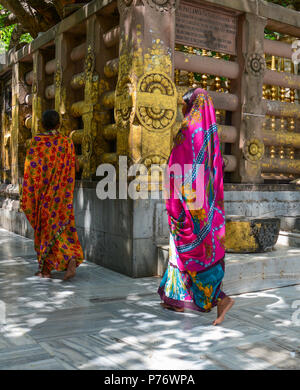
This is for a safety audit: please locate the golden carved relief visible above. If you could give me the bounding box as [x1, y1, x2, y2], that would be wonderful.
[144, 38, 172, 75]
[55, 61, 62, 88]
[85, 45, 95, 79]
[243, 138, 265, 162]
[82, 132, 93, 161]
[246, 53, 266, 77]
[115, 76, 135, 127]
[143, 154, 168, 166]
[81, 45, 98, 180]
[136, 72, 177, 132]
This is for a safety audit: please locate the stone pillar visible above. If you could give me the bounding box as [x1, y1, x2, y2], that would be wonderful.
[81, 15, 111, 180]
[81, 18, 98, 180]
[0, 81, 12, 184]
[238, 13, 267, 183]
[11, 61, 32, 185]
[230, 15, 243, 183]
[55, 33, 78, 137]
[32, 50, 47, 135]
[92, 12, 119, 176]
[93, 0, 179, 277]
[115, 0, 178, 174]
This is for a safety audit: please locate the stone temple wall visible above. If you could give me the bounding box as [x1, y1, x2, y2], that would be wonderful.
[1, 0, 300, 276]
[1, 181, 300, 277]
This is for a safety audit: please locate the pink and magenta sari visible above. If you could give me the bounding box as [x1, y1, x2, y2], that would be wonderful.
[158, 88, 227, 312]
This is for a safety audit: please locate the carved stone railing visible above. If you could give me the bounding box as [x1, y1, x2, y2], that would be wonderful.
[262, 35, 300, 182]
[0, 0, 120, 184]
[1, 0, 300, 186]
[172, 0, 300, 184]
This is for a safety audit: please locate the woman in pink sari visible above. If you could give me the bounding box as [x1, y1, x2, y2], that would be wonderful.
[158, 88, 234, 325]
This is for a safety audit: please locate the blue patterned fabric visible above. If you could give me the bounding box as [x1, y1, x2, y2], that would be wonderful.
[158, 259, 226, 312]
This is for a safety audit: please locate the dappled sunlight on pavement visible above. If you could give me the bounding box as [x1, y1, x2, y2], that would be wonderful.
[0, 228, 299, 370]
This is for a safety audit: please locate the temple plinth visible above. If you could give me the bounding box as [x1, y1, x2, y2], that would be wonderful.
[0, 0, 300, 276]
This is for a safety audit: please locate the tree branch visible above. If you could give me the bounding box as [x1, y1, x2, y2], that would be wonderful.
[2, 13, 18, 27]
[8, 24, 26, 50]
[23, 1, 61, 34]
[0, 0, 88, 44]
[0, 0, 40, 37]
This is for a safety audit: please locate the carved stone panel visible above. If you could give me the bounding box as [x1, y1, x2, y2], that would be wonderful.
[136, 72, 177, 132]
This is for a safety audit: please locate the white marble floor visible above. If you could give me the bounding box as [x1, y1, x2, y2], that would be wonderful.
[0, 228, 300, 370]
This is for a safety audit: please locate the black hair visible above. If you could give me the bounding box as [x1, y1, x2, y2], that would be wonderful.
[42, 110, 60, 131]
[182, 87, 198, 106]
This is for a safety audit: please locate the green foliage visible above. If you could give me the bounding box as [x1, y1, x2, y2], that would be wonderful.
[20, 33, 33, 45]
[264, 28, 281, 41]
[0, 4, 33, 51]
[0, 5, 12, 50]
[264, 0, 299, 40]
[266, 0, 295, 7]
[0, 25, 14, 51]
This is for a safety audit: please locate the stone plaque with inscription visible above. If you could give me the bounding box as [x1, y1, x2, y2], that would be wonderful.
[176, 1, 237, 55]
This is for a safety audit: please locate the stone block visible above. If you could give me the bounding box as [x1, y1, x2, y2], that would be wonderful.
[1, 185, 300, 278]
[132, 237, 158, 278]
[157, 245, 169, 277]
[225, 216, 280, 253]
[277, 231, 300, 248]
[223, 246, 300, 295]
[0, 209, 34, 239]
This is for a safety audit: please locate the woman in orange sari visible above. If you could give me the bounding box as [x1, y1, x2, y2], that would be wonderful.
[21, 110, 84, 279]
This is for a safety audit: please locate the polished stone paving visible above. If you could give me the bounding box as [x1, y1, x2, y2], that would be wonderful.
[0, 228, 300, 370]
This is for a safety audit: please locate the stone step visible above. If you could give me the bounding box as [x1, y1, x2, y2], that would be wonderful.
[157, 243, 300, 295]
[157, 244, 169, 277]
[277, 230, 300, 247]
[278, 216, 300, 233]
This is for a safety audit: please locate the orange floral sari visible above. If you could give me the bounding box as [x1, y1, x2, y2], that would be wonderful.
[21, 131, 84, 274]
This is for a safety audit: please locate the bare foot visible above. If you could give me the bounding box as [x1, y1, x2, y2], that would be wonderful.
[41, 273, 52, 279]
[64, 258, 77, 281]
[160, 302, 184, 313]
[35, 271, 51, 278]
[213, 296, 235, 326]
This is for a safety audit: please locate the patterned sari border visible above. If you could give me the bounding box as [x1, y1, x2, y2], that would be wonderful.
[158, 256, 226, 313]
[158, 285, 226, 313]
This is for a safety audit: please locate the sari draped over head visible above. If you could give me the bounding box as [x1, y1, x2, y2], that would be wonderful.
[21, 131, 84, 274]
[158, 88, 226, 312]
